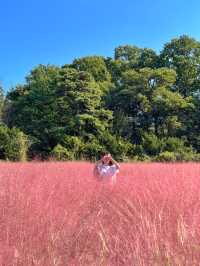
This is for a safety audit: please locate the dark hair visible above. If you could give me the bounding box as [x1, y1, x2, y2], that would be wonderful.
[101, 150, 109, 157]
[100, 151, 113, 165]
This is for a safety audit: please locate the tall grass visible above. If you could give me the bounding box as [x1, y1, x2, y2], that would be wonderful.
[0, 162, 200, 265]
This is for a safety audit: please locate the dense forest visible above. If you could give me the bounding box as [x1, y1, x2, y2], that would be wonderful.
[1, 35, 200, 161]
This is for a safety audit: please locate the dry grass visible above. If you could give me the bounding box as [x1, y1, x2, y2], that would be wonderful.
[0, 162, 200, 265]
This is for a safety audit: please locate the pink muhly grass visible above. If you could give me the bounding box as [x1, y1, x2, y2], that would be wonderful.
[0, 162, 200, 265]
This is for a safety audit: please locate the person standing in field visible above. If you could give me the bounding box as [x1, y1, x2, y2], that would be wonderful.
[93, 152, 120, 185]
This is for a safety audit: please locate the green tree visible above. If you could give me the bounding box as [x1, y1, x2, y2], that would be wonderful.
[152, 86, 193, 136]
[0, 125, 28, 161]
[72, 56, 111, 83]
[5, 65, 60, 157]
[109, 67, 184, 140]
[160, 35, 200, 96]
[3, 36, 200, 161]
[5, 65, 114, 159]
[184, 93, 200, 152]
[56, 67, 113, 140]
[115, 45, 158, 68]
[0, 85, 4, 123]
[50, 144, 73, 161]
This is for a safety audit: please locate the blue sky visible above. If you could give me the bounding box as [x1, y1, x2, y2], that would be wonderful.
[1, 0, 200, 91]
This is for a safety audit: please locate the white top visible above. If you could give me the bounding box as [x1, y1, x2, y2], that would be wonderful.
[97, 163, 119, 178]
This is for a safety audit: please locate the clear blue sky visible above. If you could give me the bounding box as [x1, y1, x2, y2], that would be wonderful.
[1, 0, 200, 91]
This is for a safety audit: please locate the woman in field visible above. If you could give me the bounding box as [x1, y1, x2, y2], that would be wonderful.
[93, 152, 120, 184]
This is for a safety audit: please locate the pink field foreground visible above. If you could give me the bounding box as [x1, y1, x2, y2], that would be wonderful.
[1, 162, 200, 265]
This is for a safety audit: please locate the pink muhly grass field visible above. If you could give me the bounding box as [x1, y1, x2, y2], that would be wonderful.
[1, 162, 200, 265]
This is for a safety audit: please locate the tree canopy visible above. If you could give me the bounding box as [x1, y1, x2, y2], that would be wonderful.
[2, 35, 200, 161]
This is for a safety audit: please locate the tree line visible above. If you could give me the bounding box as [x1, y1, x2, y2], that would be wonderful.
[1, 35, 200, 161]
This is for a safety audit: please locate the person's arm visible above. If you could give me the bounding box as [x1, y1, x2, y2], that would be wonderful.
[110, 156, 120, 170]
